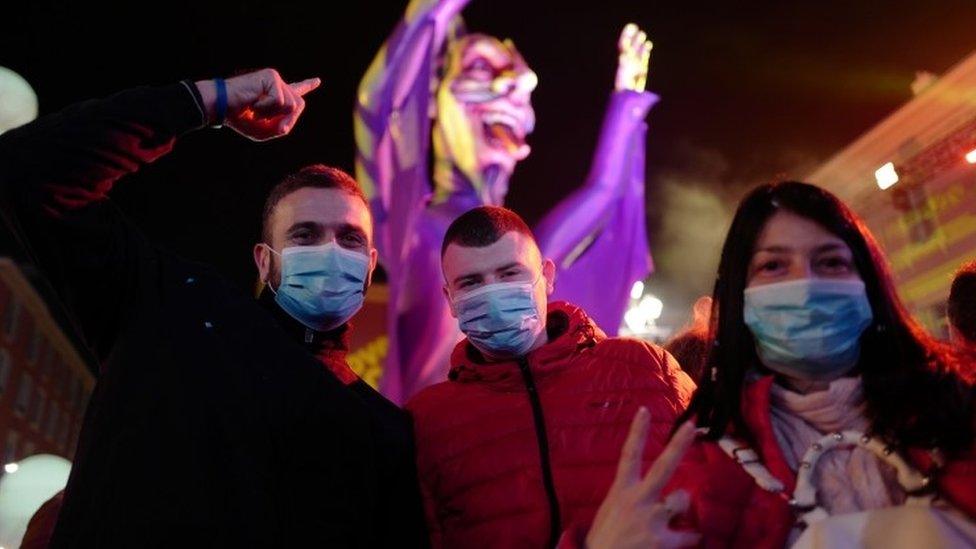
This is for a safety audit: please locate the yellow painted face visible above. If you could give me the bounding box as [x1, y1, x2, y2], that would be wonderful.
[434, 34, 537, 199]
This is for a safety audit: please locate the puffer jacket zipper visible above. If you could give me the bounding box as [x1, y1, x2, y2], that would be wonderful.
[517, 356, 561, 548]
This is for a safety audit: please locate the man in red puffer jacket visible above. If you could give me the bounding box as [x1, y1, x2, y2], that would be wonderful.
[407, 206, 695, 548]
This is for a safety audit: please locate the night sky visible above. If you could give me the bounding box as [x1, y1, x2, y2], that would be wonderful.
[3, 0, 976, 326]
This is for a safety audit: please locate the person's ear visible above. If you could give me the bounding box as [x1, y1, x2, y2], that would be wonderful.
[692, 295, 713, 326]
[253, 243, 272, 284]
[542, 258, 556, 296]
[443, 285, 458, 318]
[365, 247, 379, 287]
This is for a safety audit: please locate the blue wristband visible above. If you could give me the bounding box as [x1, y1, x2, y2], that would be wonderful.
[214, 77, 227, 127]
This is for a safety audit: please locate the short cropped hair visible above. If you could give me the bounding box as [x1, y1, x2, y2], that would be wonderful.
[948, 260, 976, 342]
[441, 206, 535, 256]
[261, 164, 368, 243]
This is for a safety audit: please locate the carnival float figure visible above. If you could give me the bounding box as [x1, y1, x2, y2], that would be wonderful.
[355, 0, 657, 403]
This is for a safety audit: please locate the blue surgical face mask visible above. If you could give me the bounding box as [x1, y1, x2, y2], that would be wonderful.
[743, 278, 874, 381]
[267, 243, 370, 332]
[451, 276, 545, 359]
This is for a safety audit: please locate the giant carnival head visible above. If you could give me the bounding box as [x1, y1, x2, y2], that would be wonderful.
[433, 33, 538, 205]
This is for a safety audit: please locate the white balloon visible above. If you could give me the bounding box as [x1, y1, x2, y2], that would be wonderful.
[0, 66, 39, 135]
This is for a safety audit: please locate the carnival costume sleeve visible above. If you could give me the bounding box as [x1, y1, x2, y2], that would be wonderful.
[354, 0, 467, 272]
[534, 89, 658, 334]
[354, 0, 470, 404]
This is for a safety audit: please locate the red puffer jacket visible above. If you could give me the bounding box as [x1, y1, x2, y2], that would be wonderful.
[660, 375, 976, 548]
[407, 301, 696, 548]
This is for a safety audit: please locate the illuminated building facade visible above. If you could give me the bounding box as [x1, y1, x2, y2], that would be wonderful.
[0, 258, 94, 468]
[809, 51, 976, 336]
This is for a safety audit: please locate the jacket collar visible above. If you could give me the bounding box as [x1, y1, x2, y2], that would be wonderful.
[258, 288, 359, 384]
[448, 301, 604, 388]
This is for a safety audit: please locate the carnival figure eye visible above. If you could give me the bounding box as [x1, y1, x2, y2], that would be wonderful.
[465, 58, 494, 79]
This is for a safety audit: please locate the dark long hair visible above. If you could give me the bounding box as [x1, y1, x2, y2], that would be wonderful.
[678, 181, 974, 453]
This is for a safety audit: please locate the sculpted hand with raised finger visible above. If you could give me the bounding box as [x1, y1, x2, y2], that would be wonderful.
[615, 23, 653, 93]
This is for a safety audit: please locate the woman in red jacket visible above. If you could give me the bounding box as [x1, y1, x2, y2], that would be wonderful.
[580, 181, 976, 548]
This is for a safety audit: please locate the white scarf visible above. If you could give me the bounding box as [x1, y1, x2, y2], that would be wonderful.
[768, 376, 905, 515]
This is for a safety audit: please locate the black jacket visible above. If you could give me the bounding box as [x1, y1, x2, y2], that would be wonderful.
[0, 83, 420, 547]
[260, 290, 429, 548]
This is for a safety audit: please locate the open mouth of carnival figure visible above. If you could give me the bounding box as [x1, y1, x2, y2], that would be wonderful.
[481, 109, 531, 158]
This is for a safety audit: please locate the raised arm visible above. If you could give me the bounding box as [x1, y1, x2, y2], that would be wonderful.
[535, 24, 658, 334]
[354, 0, 469, 269]
[0, 69, 318, 360]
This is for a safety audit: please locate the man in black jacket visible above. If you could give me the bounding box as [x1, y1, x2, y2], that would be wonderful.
[0, 69, 425, 547]
[252, 163, 428, 547]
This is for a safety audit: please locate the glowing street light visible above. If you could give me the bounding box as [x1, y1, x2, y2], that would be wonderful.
[874, 162, 899, 190]
[623, 294, 664, 334]
[0, 66, 38, 135]
[630, 280, 645, 300]
[0, 455, 72, 548]
[638, 295, 664, 321]
[966, 148, 976, 164]
[623, 308, 646, 334]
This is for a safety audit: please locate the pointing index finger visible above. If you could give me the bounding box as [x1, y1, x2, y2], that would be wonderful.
[290, 77, 322, 97]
